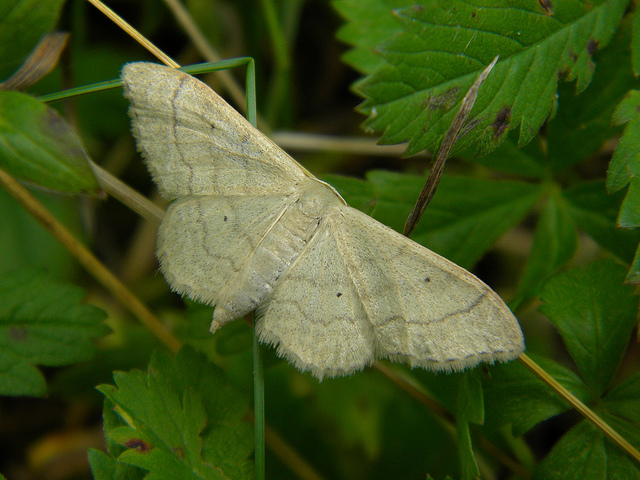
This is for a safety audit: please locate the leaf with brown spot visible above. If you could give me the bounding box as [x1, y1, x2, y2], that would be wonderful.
[96, 348, 254, 479]
[491, 107, 511, 139]
[341, 0, 628, 157]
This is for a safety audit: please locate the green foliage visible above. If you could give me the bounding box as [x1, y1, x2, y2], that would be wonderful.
[0, 90, 100, 194]
[511, 188, 579, 310]
[334, 0, 640, 477]
[0, 269, 108, 396]
[0, 0, 66, 79]
[484, 260, 639, 477]
[539, 260, 637, 396]
[0, 186, 82, 277]
[609, 91, 640, 281]
[96, 347, 254, 479]
[1, 0, 640, 479]
[341, 0, 629, 156]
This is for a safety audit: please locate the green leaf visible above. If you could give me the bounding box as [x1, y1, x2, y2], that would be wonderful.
[457, 372, 483, 425]
[355, 0, 628, 156]
[604, 373, 640, 446]
[539, 259, 638, 395]
[633, 9, 640, 75]
[483, 354, 591, 435]
[87, 448, 145, 480]
[455, 373, 483, 480]
[546, 21, 636, 170]
[608, 90, 640, 191]
[103, 398, 131, 459]
[531, 421, 605, 480]
[265, 365, 461, 478]
[608, 89, 640, 228]
[460, 134, 549, 179]
[0, 0, 66, 80]
[564, 181, 640, 264]
[0, 90, 101, 194]
[97, 347, 254, 479]
[313, 371, 397, 459]
[618, 178, 640, 228]
[0, 269, 109, 396]
[333, 0, 406, 75]
[0, 187, 80, 277]
[531, 420, 640, 480]
[456, 419, 479, 480]
[326, 170, 540, 269]
[512, 190, 578, 309]
[594, 406, 640, 477]
[628, 246, 640, 283]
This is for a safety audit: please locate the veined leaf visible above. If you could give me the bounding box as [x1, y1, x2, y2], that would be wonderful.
[353, 0, 628, 156]
[0, 269, 109, 396]
[604, 373, 640, 447]
[608, 89, 640, 229]
[628, 246, 640, 283]
[456, 417, 479, 480]
[532, 421, 625, 480]
[334, 0, 407, 74]
[0, 90, 101, 194]
[483, 353, 591, 436]
[564, 181, 640, 265]
[633, 6, 640, 75]
[454, 374, 482, 479]
[539, 259, 638, 396]
[511, 189, 578, 309]
[546, 21, 637, 170]
[87, 447, 145, 480]
[96, 348, 254, 480]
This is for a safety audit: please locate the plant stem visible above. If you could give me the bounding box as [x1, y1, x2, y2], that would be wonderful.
[253, 314, 266, 479]
[519, 353, 640, 464]
[0, 167, 182, 353]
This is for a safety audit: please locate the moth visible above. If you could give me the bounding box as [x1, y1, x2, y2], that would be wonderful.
[121, 62, 524, 379]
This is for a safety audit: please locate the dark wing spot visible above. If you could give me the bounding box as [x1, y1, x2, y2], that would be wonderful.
[336, 292, 343, 298]
[424, 277, 431, 283]
[223, 216, 228, 222]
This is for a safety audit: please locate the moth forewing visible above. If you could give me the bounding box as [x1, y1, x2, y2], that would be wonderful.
[121, 61, 524, 379]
